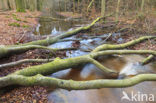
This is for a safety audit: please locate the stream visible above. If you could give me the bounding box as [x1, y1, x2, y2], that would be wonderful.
[0, 0, 156, 103]
[48, 39, 156, 103]
[39, 5, 156, 103]
[38, 2, 156, 103]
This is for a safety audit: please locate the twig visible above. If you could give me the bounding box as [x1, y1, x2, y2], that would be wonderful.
[100, 33, 112, 44]
[141, 55, 154, 65]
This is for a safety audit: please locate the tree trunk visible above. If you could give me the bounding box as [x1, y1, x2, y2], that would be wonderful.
[0, 49, 156, 89]
[15, 0, 26, 12]
[0, 17, 103, 58]
[116, 0, 121, 22]
[0, 36, 155, 89]
[101, 0, 106, 17]
[141, 0, 145, 12]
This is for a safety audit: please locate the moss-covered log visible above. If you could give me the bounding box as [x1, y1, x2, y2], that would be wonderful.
[0, 45, 75, 58]
[21, 17, 102, 46]
[1, 74, 156, 89]
[0, 49, 155, 89]
[1, 35, 153, 58]
[92, 36, 156, 52]
[0, 17, 101, 58]
[0, 36, 156, 89]
[10, 50, 156, 77]
[141, 55, 154, 65]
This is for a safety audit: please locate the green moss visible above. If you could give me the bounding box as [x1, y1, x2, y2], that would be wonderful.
[22, 25, 29, 28]
[0, 46, 7, 58]
[9, 22, 20, 27]
[5, 16, 10, 18]
[16, 8, 26, 12]
[12, 13, 16, 17]
[23, 20, 28, 23]
[13, 16, 21, 21]
[12, 14, 21, 21]
[12, 14, 28, 23]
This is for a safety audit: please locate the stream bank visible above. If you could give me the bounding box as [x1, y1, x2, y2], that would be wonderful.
[0, 0, 156, 103]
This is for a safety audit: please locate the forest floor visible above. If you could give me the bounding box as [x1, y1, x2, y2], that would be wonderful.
[0, 10, 156, 103]
[0, 10, 48, 103]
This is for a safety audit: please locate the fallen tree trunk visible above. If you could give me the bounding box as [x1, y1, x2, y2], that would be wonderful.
[21, 17, 102, 46]
[10, 50, 156, 77]
[93, 36, 156, 52]
[0, 50, 155, 89]
[0, 45, 76, 58]
[1, 73, 156, 90]
[0, 17, 102, 59]
[0, 36, 155, 89]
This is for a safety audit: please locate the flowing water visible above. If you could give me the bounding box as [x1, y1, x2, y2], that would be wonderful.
[0, 0, 156, 103]
[48, 39, 156, 103]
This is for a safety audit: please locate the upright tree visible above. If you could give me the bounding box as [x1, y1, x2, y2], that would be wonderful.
[101, 0, 106, 17]
[116, 0, 121, 22]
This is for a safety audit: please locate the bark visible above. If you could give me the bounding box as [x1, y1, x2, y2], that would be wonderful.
[0, 17, 102, 58]
[141, 0, 145, 12]
[0, 36, 156, 89]
[0, 74, 156, 90]
[0, 45, 76, 58]
[21, 17, 102, 46]
[92, 36, 156, 52]
[116, 0, 121, 22]
[101, 0, 106, 17]
[87, 0, 94, 12]
[0, 59, 54, 69]
[141, 55, 154, 65]
[15, 0, 26, 12]
[10, 50, 156, 77]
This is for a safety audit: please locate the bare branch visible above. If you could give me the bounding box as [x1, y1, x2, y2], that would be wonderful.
[0, 59, 54, 69]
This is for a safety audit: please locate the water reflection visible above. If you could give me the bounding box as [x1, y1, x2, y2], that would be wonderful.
[48, 33, 155, 103]
[0, 0, 85, 35]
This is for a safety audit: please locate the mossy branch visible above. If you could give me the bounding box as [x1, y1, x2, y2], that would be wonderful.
[0, 37, 155, 89]
[88, 57, 117, 75]
[93, 36, 156, 52]
[0, 45, 76, 58]
[0, 17, 102, 58]
[11, 50, 156, 77]
[141, 55, 154, 65]
[1, 74, 156, 90]
[87, 0, 95, 12]
[21, 17, 102, 46]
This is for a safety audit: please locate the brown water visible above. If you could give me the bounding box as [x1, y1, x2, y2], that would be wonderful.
[48, 54, 156, 103]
